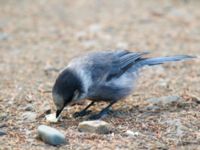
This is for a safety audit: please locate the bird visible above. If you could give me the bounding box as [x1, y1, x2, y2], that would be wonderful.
[52, 50, 194, 120]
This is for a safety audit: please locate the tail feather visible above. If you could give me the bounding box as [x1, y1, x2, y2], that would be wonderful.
[138, 55, 195, 67]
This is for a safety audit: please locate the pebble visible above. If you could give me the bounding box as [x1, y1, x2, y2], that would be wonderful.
[0, 130, 6, 136]
[78, 120, 112, 134]
[153, 141, 168, 150]
[164, 119, 186, 137]
[42, 102, 51, 114]
[45, 113, 59, 123]
[37, 125, 66, 146]
[0, 123, 7, 128]
[125, 130, 140, 137]
[0, 32, 9, 41]
[116, 41, 128, 49]
[147, 96, 181, 105]
[89, 24, 102, 33]
[81, 40, 97, 48]
[22, 112, 37, 122]
[24, 104, 34, 111]
[144, 105, 160, 111]
[0, 113, 7, 121]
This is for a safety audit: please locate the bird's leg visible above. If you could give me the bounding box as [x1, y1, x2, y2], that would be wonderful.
[88, 101, 116, 120]
[73, 101, 95, 118]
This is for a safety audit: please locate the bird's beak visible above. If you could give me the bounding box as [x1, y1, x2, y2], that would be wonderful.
[56, 107, 64, 118]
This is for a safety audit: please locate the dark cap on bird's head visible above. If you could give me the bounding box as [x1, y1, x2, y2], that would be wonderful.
[52, 68, 82, 118]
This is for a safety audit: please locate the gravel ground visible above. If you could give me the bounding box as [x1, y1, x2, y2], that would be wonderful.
[0, 0, 200, 149]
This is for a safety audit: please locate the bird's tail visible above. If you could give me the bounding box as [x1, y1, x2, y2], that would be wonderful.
[137, 55, 195, 67]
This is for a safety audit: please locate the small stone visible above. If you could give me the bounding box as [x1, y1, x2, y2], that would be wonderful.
[191, 95, 200, 104]
[45, 113, 59, 123]
[144, 105, 160, 111]
[24, 104, 34, 111]
[164, 119, 186, 137]
[158, 79, 168, 87]
[0, 32, 9, 41]
[44, 65, 59, 75]
[0, 130, 6, 136]
[89, 24, 102, 33]
[22, 112, 37, 122]
[75, 31, 87, 39]
[0, 113, 7, 121]
[125, 130, 140, 137]
[43, 103, 51, 114]
[153, 141, 168, 150]
[116, 41, 128, 49]
[147, 96, 181, 105]
[0, 123, 7, 128]
[39, 101, 51, 114]
[78, 120, 112, 134]
[37, 125, 66, 145]
[81, 40, 97, 48]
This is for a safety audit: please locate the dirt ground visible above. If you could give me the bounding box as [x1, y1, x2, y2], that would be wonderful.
[0, 0, 200, 149]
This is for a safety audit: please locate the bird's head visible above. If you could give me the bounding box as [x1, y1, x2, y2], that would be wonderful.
[52, 69, 82, 118]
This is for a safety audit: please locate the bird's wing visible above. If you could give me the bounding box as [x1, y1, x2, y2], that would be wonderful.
[86, 50, 149, 82]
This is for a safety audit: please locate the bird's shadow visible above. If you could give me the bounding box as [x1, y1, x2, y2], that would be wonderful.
[58, 99, 199, 129]
[94, 100, 200, 120]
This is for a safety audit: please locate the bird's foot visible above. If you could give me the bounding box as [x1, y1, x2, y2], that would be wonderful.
[88, 113, 104, 120]
[88, 111, 110, 120]
[73, 110, 92, 118]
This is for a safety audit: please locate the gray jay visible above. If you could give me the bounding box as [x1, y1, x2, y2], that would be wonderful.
[52, 50, 194, 120]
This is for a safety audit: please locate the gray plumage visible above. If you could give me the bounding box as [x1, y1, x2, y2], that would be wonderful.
[52, 50, 194, 119]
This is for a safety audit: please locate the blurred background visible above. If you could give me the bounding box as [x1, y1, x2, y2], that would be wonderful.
[0, 0, 200, 149]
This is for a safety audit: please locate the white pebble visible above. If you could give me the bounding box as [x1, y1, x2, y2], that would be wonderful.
[125, 130, 140, 137]
[45, 113, 59, 123]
